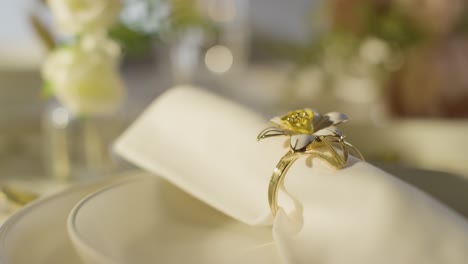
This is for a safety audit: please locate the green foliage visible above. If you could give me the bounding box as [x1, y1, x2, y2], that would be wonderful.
[109, 0, 217, 57]
[454, 6, 468, 34]
[269, 1, 432, 69]
[362, 3, 426, 49]
[109, 23, 154, 56]
[41, 80, 54, 98]
[168, 0, 215, 33]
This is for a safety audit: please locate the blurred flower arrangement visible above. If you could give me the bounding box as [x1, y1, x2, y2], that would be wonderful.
[34, 0, 218, 116]
[273, 0, 468, 118]
[31, 0, 130, 181]
[30, 0, 223, 180]
[110, 0, 216, 56]
[39, 0, 126, 116]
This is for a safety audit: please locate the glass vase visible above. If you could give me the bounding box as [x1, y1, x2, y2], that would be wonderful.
[42, 101, 123, 182]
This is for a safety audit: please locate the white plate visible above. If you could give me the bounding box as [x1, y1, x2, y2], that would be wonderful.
[68, 166, 468, 264]
[68, 174, 280, 264]
[0, 171, 143, 264]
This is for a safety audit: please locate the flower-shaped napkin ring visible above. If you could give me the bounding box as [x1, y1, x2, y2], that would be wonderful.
[257, 109, 364, 216]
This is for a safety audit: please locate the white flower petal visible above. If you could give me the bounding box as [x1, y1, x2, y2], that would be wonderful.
[290, 134, 316, 152]
[311, 110, 322, 127]
[314, 126, 342, 138]
[270, 116, 282, 125]
[325, 112, 349, 125]
[314, 112, 348, 131]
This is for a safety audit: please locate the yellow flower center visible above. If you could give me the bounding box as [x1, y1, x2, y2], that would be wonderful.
[280, 109, 315, 134]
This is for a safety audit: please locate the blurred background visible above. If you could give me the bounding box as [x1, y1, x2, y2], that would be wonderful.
[1, 0, 468, 187]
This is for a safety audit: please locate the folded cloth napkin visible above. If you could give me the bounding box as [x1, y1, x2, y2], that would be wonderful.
[115, 85, 468, 264]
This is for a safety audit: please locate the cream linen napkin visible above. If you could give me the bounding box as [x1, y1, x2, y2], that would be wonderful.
[114, 86, 468, 264]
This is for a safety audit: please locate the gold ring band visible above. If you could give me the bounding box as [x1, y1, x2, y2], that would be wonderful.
[268, 150, 298, 216]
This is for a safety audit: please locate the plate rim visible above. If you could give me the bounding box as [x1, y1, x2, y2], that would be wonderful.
[0, 170, 144, 264]
[67, 175, 151, 264]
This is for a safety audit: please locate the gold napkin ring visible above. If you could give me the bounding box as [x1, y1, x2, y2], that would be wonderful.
[257, 109, 364, 216]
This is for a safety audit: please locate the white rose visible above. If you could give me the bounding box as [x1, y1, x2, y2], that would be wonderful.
[47, 0, 122, 35]
[42, 35, 126, 116]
